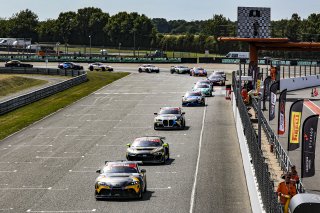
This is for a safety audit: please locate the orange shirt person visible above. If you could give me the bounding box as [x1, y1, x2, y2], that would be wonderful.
[277, 173, 297, 208]
[290, 165, 300, 184]
[241, 88, 249, 104]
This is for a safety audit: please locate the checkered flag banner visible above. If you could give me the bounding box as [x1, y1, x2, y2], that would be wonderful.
[237, 7, 271, 38]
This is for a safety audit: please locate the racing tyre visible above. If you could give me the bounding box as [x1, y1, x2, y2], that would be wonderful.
[170, 70, 174, 74]
[156, 70, 159, 73]
[89, 67, 93, 71]
[138, 69, 142, 73]
[144, 181, 147, 192]
[102, 67, 106, 71]
[138, 185, 143, 200]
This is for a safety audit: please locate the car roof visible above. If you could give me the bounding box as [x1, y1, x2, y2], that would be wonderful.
[106, 161, 139, 167]
[160, 107, 181, 110]
[186, 91, 201, 95]
[135, 136, 162, 141]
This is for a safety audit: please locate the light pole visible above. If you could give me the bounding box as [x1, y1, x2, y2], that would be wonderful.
[118, 42, 121, 57]
[89, 35, 92, 57]
[132, 29, 136, 57]
[56, 42, 60, 56]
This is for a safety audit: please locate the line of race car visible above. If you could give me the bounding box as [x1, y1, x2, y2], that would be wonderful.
[94, 67, 227, 200]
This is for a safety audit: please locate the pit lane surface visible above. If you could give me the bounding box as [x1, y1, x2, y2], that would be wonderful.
[0, 70, 251, 212]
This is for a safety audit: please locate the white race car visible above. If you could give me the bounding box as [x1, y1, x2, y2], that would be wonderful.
[170, 65, 190, 74]
[88, 62, 113, 71]
[138, 64, 160, 73]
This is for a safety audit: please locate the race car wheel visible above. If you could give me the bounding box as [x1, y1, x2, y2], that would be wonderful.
[170, 70, 174, 74]
[154, 124, 158, 130]
[144, 181, 147, 192]
[146, 69, 150, 73]
[138, 184, 143, 199]
[102, 67, 106, 71]
[181, 120, 186, 129]
[156, 70, 159, 73]
[89, 67, 93, 71]
[189, 72, 192, 76]
[138, 69, 142, 73]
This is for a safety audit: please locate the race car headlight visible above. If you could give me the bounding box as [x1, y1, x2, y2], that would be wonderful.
[97, 181, 109, 186]
[127, 148, 137, 153]
[152, 147, 164, 155]
[128, 181, 139, 185]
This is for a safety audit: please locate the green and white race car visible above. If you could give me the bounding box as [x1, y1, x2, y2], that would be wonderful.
[170, 65, 191, 74]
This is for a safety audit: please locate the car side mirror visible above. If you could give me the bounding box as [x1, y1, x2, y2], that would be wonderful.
[96, 169, 101, 174]
[154, 113, 158, 115]
[141, 169, 146, 173]
[126, 143, 131, 147]
[182, 112, 185, 115]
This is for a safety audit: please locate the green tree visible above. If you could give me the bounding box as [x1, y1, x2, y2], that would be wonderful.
[7, 9, 39, 40]
[37, 19, 59, 42]
[56, 11, 77, 46]
[286, 13, 301, 41]
[76, 7, 109, 45]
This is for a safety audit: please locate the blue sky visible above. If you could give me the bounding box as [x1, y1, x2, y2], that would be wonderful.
[1, 0, 319, 21]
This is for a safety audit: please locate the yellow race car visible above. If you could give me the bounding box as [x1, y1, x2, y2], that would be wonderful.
[95, 161, 146, 200]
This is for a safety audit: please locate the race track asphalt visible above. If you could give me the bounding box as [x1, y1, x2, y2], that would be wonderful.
[0, 69, 251, 212]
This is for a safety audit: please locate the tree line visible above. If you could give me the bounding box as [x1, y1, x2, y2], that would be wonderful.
[0, 7, 320, 56]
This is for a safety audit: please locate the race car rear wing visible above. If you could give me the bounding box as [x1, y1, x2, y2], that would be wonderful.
[141, 136, 166, 140]
[105, 160, 143, 165]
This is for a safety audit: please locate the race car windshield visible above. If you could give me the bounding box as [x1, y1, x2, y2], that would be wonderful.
[103, 166, 138, 173]
[186, 92, 201, 97]
[159, 109, 180, 114]
[196, 84, 209, 88]
[132, 140, 161, 147]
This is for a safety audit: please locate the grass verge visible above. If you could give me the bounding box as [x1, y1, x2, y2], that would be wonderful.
[0, 75, 47, 97]
[0, 71, 129, 141]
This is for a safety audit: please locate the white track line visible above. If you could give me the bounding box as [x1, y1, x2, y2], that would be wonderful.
[189, 105, 206, 213]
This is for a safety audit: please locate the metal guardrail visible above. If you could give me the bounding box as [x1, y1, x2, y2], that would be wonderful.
[0, 70, 87, 115]
[232, 72, 283, 213]
[252, 98, 305, 194]
[0, 67, 85, 76]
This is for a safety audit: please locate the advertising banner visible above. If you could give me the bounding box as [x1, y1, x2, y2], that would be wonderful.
[262, 76, 271, 110]
[278, 89, 287, 135]
[301, 114, 319, 178]
[288, 99, 304, 151]
[269, 81, 279, 121]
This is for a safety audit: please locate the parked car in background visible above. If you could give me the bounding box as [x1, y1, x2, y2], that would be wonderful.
[58, 62, 83, 70]
[88, 62, 113, 71]
[26, 45, 41, 51]
[12, 40, 31, 47]
[190, 67, 207, 77]
[170, 65, 190, 74]
[4, 60, 33, 68]
[225, 52, 249, 58]
[138, 64, 160, 73]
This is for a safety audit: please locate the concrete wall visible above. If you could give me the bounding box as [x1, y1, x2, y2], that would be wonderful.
[280, 75, 320, 91]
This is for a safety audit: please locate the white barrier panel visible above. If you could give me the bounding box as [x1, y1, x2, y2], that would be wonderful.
[280, 75, 320, 91]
